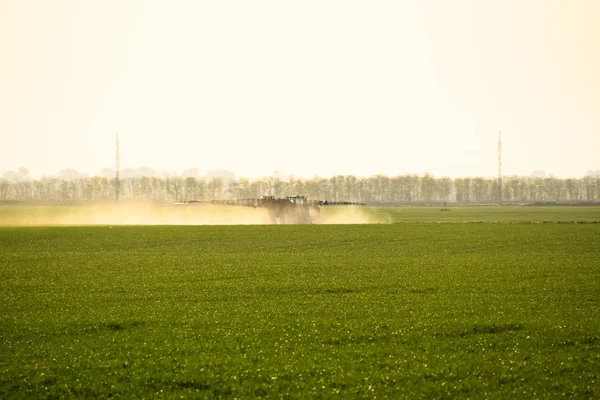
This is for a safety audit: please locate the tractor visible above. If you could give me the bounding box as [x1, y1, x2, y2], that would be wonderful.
[178, 195, 364, 224]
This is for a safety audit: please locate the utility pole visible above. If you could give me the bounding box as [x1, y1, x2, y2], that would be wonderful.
[116, 134, 120, 202]
[497, 131, 502, 203]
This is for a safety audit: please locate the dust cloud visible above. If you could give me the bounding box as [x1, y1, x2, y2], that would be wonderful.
[0, 204, 267, 226]
[0, 204, 381, 226]
[319, 206, 382, 224]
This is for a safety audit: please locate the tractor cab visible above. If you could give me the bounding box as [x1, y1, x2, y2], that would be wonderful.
[286, 195, 307, 205]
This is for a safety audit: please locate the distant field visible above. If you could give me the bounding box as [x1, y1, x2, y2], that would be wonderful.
[356, 205, 600, 223]
[1, 222, 599, 398]
[0, 204, 599, 225]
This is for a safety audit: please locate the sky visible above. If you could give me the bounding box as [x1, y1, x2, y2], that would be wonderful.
[1, 0, 599, 179]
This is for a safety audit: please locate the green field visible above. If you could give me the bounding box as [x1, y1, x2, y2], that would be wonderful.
[1, 207, 599, 397]
[355, 205, 600, 224]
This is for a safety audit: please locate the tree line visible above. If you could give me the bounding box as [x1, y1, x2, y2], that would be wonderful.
[1, 173, 599, 204]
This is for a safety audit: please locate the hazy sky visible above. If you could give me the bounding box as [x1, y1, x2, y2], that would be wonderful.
[2, 0, 599, 179]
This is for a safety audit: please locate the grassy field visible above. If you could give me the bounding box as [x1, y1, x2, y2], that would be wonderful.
[357, 205, 600, 223]
[1, 209, 599, 398]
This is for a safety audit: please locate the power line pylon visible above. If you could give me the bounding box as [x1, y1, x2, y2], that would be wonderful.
[116, 134, 120, 202]
[497, 131, 502, 203]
